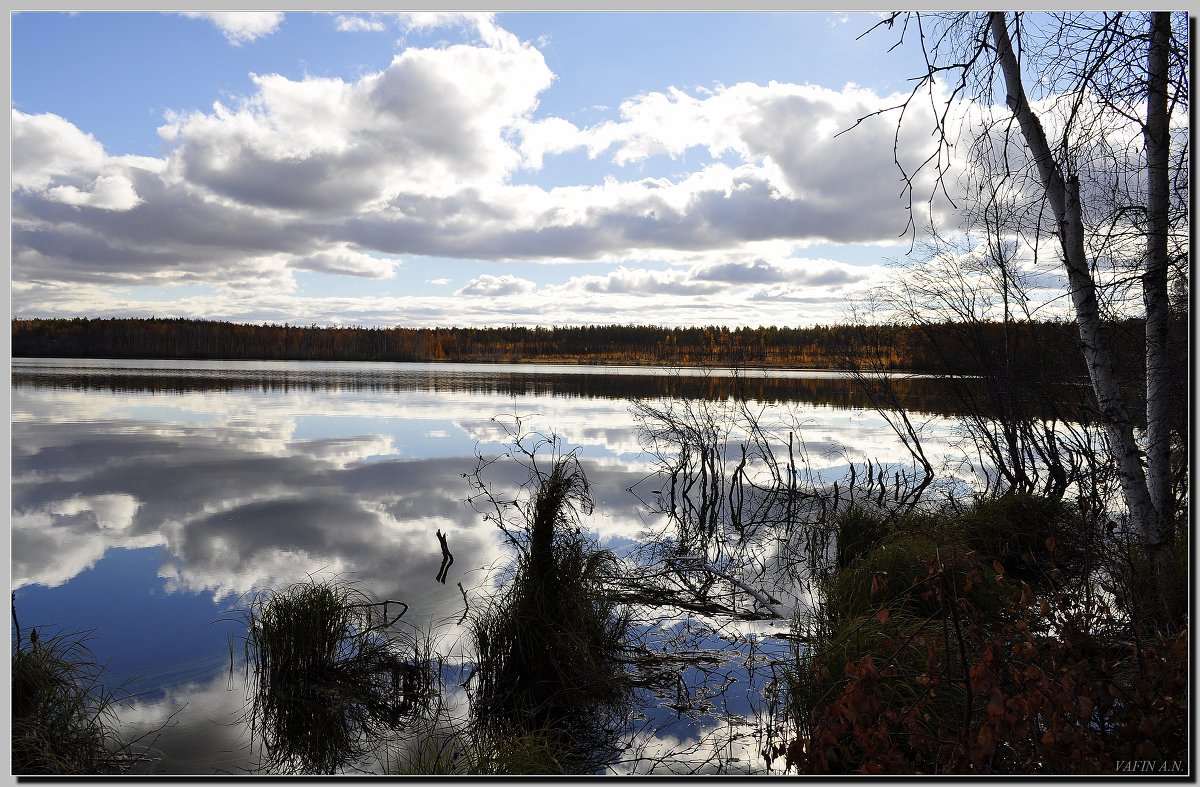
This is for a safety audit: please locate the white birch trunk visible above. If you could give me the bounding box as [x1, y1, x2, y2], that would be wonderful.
[1142, 11, 1174, 557]
[987, 14, 1163, 558]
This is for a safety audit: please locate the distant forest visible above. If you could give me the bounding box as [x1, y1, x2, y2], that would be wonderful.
[11, 316, 1149, 377]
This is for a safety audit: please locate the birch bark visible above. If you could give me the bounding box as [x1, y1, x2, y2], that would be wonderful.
[987, 13, 1166, 576]
[1141, 11, 1175, 564]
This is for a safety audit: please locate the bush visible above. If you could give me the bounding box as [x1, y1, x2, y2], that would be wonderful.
[778, 613, 1187, 774]
[788, 607, 969, 748]
[774, 493, 1188, 775]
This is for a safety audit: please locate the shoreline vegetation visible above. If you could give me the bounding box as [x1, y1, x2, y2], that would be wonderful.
[11, 316, 1150, 377]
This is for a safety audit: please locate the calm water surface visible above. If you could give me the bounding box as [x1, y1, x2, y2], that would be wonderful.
[11, 359, 970, 774]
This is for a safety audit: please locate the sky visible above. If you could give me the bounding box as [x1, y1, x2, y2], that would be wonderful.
[10, 10, 1066, 328]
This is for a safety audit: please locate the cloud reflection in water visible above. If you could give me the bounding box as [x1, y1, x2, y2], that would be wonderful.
[11, 359, 970, 774]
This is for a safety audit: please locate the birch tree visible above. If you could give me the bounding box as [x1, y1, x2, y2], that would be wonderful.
[864, 12, 1188, 624]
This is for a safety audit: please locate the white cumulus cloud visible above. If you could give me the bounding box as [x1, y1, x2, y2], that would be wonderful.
[456, 274, 536, 297]
[158, 27, 553, 211]
[181, 12, 284, 45]
[334, 14, 387, 32]
[11, 14, 969, 328]
[290, 246, 400, 279]
[12, 110, 106, 191]
[46, 174, 142, 211]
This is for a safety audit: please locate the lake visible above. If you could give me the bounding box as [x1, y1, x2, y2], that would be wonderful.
[11, 358, 974, 774]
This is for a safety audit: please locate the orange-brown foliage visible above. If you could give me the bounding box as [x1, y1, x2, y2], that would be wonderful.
[769, 572, 1188, 775]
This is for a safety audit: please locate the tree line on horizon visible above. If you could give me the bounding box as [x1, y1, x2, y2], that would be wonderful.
[12, 316, 1152, 378]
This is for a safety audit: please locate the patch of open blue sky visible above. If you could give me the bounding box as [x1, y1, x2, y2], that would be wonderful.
[14, 12, 402, 156]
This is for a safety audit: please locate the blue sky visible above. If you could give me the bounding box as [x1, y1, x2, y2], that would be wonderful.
[11, 11, 1031, 328]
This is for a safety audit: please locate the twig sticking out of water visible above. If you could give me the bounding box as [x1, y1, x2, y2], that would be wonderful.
[435, 530, 454, 584]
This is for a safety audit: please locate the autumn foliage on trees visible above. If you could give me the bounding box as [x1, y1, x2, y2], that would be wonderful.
[11, 316, 1139, 376]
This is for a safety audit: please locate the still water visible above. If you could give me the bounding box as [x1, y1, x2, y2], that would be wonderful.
[11, 358, 970, 774]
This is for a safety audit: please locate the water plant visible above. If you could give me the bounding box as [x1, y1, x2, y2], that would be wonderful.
[467, 429, 634, 773]
[237, 578, 432, 774]
[470, 526, 632, 765]
[11, 599, 134, 775]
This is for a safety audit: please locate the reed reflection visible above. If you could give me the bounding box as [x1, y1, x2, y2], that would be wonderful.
[236, 579, 435, 775]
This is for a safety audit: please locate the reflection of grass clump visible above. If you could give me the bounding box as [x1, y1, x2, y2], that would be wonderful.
[379, 713, 575, 776]
[12, 627, 131, 775]
[241, 578, 432, 774]
[470, 455, 633, 773]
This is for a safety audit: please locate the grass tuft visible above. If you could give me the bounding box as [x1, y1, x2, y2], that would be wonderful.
[239, 578, 432, 774]
[12, 627, 132, 775]
[470, 455, 633, 773]
[956, 493, 1089, 583]
[833, 504, 892, 570]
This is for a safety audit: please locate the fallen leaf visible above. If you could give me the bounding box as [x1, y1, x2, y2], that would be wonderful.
[1078, 696, 1094, 719]
[987, 691, 1006, 718]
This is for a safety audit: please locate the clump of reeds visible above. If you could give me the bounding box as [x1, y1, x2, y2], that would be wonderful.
[11, 625, 132, 775]
[469, 454, 633, 773]
[956, 493, 1091, 584]
[239, 578, 432, 774]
